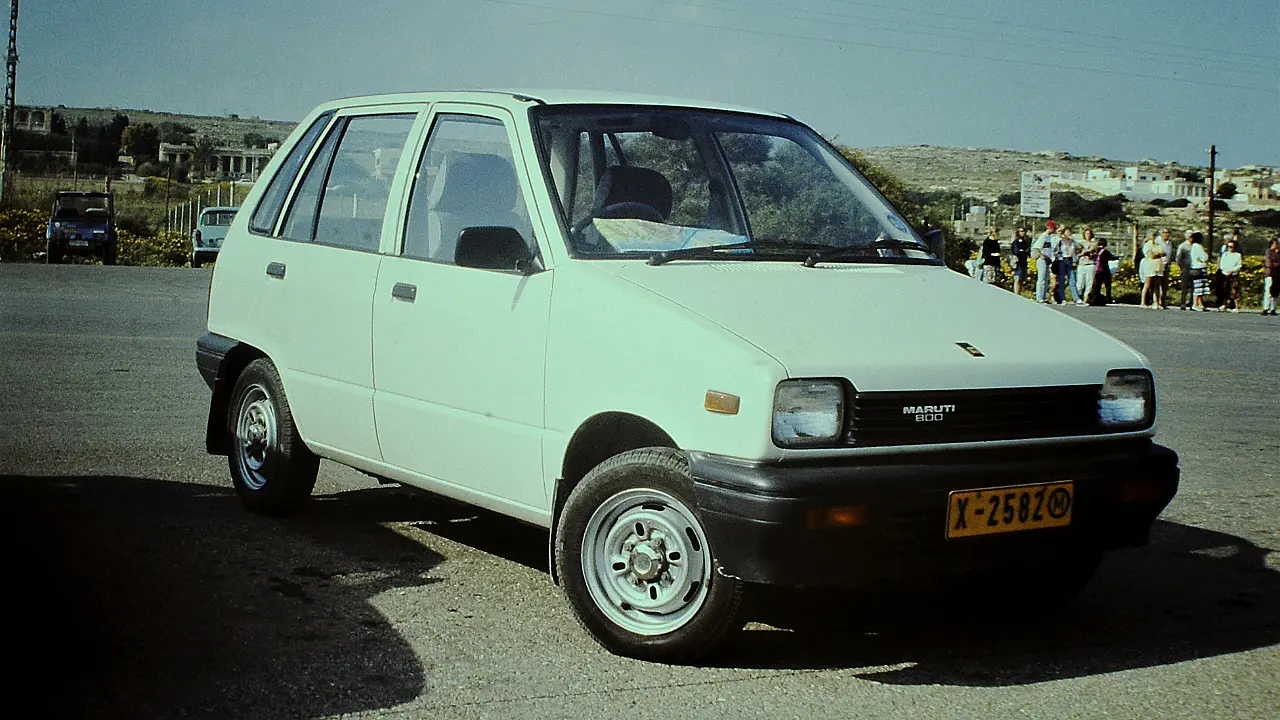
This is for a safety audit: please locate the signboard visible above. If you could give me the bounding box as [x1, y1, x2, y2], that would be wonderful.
[1020, 171, 1052, 218]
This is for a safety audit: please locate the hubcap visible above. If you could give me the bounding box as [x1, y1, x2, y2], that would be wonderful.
[234, 385, 276, 490]
[581, 488, 712, 636]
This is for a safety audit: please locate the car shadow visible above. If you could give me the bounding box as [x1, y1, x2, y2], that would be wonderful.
[718, 519, 1280, 683]
[0, 475, 445, 719]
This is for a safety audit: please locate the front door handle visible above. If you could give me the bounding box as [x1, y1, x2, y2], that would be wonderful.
[266, 262, 286, 279]
[391, 282, 417, 302]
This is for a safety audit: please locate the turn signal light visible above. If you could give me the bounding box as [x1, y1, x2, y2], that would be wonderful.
[806, 505, 870, 529]
[704, 390, 740, 415]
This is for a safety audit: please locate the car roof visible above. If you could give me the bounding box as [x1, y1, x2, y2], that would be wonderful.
[201, 207, 239, 212]
[317, 89, 790, 120]
[56, 191, 111, 198]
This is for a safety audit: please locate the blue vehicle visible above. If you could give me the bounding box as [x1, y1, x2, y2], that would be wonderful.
[46, 191, 117, 265]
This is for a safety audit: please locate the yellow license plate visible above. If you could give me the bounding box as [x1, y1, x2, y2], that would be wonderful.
[946, 482, 1073, 539]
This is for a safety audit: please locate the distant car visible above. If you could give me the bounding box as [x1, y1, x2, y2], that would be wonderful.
[46, 191, 116, 265]
[192, 207, 237, 268]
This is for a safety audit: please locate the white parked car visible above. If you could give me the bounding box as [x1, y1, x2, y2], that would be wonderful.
[196, 91, 1179, 662]
[191, 206, 237, 267]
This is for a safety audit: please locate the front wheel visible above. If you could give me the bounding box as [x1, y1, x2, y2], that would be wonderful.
[226, 358, 319, 515]
[555, 447, 744, 662]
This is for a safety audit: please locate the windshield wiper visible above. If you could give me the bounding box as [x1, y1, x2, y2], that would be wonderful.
[802, 238, 929, 267]
[648, 241, 755, 266]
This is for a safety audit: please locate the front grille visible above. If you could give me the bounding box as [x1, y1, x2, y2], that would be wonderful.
[846, 385, 1104, 447]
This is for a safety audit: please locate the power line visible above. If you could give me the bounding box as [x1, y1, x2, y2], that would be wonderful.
[472, 0, 1278, 95]
[654, 0, 1249, 77]
[824, 0, 1280, 63]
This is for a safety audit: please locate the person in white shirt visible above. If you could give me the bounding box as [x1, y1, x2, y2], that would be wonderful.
[1190, 232, 1210, 311]
[1218, 239, 1243, 312]
[1140, 231, 1167, 309]
[1033, 220, 1058, 303]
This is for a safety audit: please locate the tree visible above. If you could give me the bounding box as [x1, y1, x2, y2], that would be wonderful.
[121, 122, 161, 161]
[106, 113, 130, 145]
[1216, 181, 1237, 199]
[159, 121, 196, 144]
[998, 191, 1021, 206]
[50, 112, 67, 134]
[189, 136, 222, 178]
[242, 131, 279, 148]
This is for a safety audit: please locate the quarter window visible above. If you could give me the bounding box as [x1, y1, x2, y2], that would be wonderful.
[249, 112, 332, 235]
[402, 114, 532, 264]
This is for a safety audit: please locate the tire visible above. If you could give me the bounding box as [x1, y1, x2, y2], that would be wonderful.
[226, 358, 319, 515]
[103, 244, 117, 266]
[191, 254, 202, 269]
[555, 447, 745, 662]
[45, 242, 61, 264]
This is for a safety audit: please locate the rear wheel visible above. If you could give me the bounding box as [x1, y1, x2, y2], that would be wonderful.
[191, 254, 202, 269]
[226, 358, 319, 515]
[45, 242, 62, 264]
[103, 243, 117, 266]
[555, 447, 744, 662]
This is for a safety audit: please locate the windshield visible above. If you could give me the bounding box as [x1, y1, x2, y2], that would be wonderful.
[532, 106, 932, 263]
[201, 210, 237, 227]
[52, 194, 111, 219]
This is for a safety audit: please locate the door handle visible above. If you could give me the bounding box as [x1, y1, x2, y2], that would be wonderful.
[391, 282, 417, 302]
[266, 262, 286, 279]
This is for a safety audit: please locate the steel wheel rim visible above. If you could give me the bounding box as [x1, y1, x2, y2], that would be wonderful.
[234, 384, 276, 491]
[581, 488, 712, 636]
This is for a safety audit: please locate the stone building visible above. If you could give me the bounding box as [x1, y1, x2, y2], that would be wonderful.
[158, 141, 277, 180]
[13, 106, 53, 133]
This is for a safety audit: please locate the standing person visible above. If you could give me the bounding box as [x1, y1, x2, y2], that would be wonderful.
[1219, 238, 1243, 312]
[979, 228, 1002, 285]
[1010, 227, 1032, 296]
[1054, 225, 1079, 304]
[1076, 227, 1098, 304]
[1174, 230, 1196, 310]
[1088, 238, 1115, 306]
[1263, 236, 1280, 316]
[1141, 231, 1167, 309]
[1190, 232, 1210, 311]
[1034, 220, 1058, 304]
[1139, 231, 1158, 308]
[1158, 228, 1175, 304]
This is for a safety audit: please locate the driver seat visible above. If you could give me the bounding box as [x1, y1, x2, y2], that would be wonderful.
[591, 166, 673, 222]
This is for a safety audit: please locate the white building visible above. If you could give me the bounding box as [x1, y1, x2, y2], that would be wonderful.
[158, 141, 277, 180]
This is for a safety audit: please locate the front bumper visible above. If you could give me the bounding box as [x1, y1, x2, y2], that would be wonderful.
[689, 440, 1179, 587]
[51, 236, 110, 254]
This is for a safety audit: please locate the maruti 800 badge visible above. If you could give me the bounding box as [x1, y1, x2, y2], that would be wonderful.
[904, 404, 956, 422]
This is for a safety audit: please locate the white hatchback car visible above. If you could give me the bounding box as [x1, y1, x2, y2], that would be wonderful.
[197, 90, 1179, 661]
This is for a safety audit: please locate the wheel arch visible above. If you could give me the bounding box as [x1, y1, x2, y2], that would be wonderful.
[205, 342, 268, 455]
[549, 411, 678, 584]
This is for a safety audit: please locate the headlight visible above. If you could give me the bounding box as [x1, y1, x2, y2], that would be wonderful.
[773, 379, 845, 447]
[1098, 369, 1153, 429]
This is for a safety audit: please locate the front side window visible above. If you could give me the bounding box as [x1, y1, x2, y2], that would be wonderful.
[402, 114, 533, 264]
[533, 106, 932, 264]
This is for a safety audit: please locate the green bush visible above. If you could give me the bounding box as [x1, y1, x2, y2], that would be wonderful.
[118, 230, 189, 266]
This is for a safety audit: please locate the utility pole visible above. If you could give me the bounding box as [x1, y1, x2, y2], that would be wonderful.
[0, 0, 19, 205]
[1206, 144, 1217, 259]
[162, 164, 171, 233]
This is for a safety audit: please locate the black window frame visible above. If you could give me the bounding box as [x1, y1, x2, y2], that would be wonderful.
[248, 111, 334, 235]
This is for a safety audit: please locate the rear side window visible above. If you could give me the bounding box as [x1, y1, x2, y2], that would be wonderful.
[249, 112, 333, 235]
[278, 113, 416, 250]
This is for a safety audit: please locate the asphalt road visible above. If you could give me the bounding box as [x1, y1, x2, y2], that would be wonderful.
[1, 264, 1277, 719]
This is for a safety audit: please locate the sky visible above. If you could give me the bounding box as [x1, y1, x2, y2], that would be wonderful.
[20, 0, 1280, 169]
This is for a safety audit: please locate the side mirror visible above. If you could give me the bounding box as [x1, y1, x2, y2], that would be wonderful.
[455, 226, 539, 274]
[921, 228, 946, 259]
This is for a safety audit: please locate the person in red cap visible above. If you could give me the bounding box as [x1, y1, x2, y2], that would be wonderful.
[1032, 220, 1058, 303]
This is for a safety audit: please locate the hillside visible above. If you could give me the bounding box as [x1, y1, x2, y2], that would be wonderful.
[51, 106, 297, 147]
[858, 145, 1180, 202]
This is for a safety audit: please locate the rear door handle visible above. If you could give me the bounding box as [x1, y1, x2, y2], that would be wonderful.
[391, 282, 417, 302]
[266, 262, 286, 279]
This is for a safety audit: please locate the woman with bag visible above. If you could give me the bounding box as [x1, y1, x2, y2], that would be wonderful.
[1087, 238, 1115, 306]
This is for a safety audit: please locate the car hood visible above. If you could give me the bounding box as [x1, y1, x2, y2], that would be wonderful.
[613, 261, 1146, 391]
